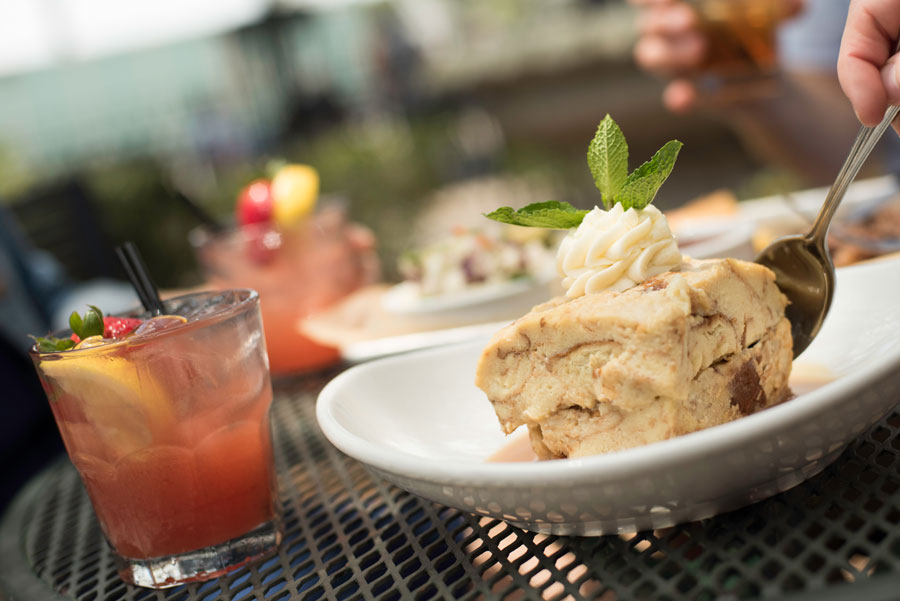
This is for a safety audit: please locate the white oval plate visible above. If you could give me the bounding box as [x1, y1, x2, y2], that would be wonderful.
[317, 257, 900, 536]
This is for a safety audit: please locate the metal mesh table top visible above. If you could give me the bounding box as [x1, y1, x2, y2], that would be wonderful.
[3, 369, 900, 601]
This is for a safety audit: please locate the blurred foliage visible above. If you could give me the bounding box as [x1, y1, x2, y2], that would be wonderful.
[82, 160, 205, 289]
[2, 109, 582, 286]
[733, 167, 809, 202]
[0, 146, 38, 201]
[290, 115, 452, 279]
[3, 106, 799, 290]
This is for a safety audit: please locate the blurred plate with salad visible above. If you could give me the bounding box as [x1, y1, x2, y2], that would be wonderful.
[382, 224, 559, 316]
[302, 223, 562, 362]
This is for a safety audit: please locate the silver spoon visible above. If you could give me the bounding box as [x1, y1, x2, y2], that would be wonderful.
[756, 104, 900, 358]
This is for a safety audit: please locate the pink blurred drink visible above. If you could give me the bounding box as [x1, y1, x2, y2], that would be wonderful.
[193, 208, 375, 375]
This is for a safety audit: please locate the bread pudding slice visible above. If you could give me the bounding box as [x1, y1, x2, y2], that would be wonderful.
[475, 257, 792, 459]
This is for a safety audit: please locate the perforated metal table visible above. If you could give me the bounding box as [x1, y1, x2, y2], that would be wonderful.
[3, 370, 900, 601]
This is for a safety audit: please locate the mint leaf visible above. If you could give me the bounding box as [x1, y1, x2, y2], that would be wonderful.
[69, 311, 82, 337]
[587, 115, 628, 209]
[69, 305, 104, 340]
[85, 305, 103, 337]
[30, 335, 76, 352]
[485, 201, 589, 229]
[617, 140, 683, 210]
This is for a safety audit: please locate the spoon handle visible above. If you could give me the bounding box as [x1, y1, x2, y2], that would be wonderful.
[808, 105, 900, 244]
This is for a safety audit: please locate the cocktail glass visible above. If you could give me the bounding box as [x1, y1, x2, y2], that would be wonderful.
[191, 207, 377, 375]
[688, 0, 789, 102]
[30, 289, 281, 588]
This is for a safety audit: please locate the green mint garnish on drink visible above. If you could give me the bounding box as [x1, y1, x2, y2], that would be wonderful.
[485, 115, 682, 228]
[30, 336, 76, 352]
[69, 305, 104, 340]
[31, 306, 106, 352]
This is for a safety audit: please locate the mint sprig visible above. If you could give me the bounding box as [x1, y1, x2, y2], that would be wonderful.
[69, 305, 103, 340]
[485, 115, 682, 229]
[588, 114, 682, 211]
[30, 335, 76, 352]
[30, 305, 105, 353]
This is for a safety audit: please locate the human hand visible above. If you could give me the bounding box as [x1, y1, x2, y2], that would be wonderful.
[837, 0, 900, 131]
[631, 0, 707, 112]
[631, 0, 803, 113]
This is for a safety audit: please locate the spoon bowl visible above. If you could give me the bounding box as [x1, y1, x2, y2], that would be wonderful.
[755, 234, 834, 357]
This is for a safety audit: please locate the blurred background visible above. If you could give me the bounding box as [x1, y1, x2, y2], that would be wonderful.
[0, 0, 891, 287]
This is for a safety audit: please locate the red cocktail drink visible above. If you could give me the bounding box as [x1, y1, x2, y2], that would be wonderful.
[31, 290, 280, 588]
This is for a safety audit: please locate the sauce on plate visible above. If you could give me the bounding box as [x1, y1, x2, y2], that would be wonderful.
[488, 431, 537, 463]
[787, 362, 835, 398]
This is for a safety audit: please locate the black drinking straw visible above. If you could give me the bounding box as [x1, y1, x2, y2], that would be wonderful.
[115, 242, 166, 316]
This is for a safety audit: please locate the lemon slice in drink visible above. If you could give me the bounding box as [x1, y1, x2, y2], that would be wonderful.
[41, 354, 176, 458]
[271, 164, 319, 228]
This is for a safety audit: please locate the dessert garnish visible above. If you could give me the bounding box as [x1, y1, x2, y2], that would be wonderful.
[485, 115, 683, 296]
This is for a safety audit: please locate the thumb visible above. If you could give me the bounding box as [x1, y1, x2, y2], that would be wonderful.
[882, 54, 900, 105]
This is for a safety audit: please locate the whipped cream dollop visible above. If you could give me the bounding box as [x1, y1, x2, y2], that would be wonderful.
[556, 203, 682, 297]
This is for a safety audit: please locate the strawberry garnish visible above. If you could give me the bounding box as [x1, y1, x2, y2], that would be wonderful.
[103, 316, 143, 339]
